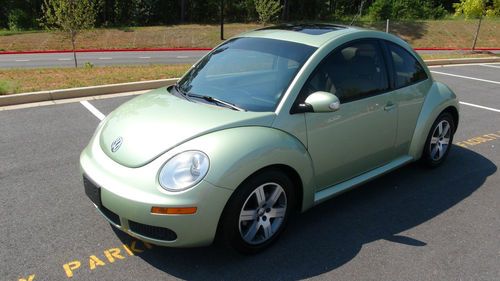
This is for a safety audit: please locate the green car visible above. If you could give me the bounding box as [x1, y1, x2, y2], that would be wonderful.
[80, 24, 459, 254]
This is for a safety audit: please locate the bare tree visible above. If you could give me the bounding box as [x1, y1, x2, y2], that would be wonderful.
[41, 0, 97, 68]
[350, 0, 366, 25]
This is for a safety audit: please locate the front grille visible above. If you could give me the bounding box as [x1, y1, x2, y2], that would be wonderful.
[100, 205, 121, 226]
[129, 220, 177, 241]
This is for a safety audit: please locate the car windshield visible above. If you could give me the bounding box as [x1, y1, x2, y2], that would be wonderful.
[176, 37, 316, 112]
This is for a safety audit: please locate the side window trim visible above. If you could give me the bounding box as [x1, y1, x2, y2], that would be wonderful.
[380, 40, 397, 90]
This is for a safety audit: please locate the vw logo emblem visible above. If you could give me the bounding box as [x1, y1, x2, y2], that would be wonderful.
[111, 137, 123, 153]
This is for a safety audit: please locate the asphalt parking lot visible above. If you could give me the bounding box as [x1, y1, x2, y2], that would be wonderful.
[1, 63, 499, 281]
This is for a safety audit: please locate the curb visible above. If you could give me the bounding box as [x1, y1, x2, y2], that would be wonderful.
[1, 57, 499, 107]
[0, 78, 178, 107]
[0, 48, 212, 55]
[424, 56, 500, 66]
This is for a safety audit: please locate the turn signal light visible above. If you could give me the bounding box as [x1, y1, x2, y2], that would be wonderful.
[151, 207, 197, 215]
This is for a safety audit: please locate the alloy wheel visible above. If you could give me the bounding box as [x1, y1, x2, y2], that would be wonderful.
[429, 120, 451, 161]
[238, 182, 287, 245]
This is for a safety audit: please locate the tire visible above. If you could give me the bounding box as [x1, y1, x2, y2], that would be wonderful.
[218, 169, 295, 254]
[421, 112, 455, 168]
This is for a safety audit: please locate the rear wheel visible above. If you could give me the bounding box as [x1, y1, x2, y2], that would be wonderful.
[219, 170, 295, 254]
[421, 112, 455, 167]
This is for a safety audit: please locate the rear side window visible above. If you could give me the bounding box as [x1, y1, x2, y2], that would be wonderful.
[388, 43, 427, 88]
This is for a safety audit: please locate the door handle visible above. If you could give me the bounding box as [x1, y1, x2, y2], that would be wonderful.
[384, 102, 396, 112]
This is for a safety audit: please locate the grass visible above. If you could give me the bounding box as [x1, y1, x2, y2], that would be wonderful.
[0, 64, 190, 94]
[0, 20, 499, 52]
[0, 80, 19, 95]
[0, 24, 261, 51]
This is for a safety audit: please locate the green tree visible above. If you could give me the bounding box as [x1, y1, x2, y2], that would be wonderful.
[453, 0, 500, 17]
[41, 0, 97, 67]
[368, 0, 445, 20]
[453, 0, 500, 50]
[8, 9, 30, 30]
[254, 0, 282, 25]
[453, 0, 485, 18]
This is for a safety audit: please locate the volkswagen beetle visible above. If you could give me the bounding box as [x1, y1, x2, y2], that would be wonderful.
[80, 24, 459, 254]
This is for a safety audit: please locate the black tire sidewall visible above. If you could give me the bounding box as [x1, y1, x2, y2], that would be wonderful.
[219, 169, 295, 254]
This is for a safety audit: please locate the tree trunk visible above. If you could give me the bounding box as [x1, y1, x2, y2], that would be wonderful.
[471, 15, 482, 51]
[180, 0, 186, 23]
[71, 32, 78, 68]
[282, 0, 289, 21]
[220, 0, 224, 40]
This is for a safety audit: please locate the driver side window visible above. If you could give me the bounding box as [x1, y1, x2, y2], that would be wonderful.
[301, 40, 389, 104]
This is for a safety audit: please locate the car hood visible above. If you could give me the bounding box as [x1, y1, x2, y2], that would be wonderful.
[99, 88, 276, 168]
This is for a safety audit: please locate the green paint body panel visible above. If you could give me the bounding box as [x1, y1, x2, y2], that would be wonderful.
[80, 26, 459, 247]
[99, 88, 275, 168]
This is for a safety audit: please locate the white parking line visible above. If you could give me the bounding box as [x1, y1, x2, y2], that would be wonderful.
[480, 64, 500, 69]
[176, 56, 189, 59]
[139, 56, 151, 59]
[428, 62, 500, 68]
[15, 59, 30, 62]
[57, 58, 71, 61]
[80, 100, 105, 120]
[98, 57, 113, 60]
[459, 102, 500, 113]
[430, 71, 500, 85]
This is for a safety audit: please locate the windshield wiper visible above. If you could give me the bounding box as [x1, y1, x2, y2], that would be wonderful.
[173, 84, 191, 100]
[186, 92, 245, 112]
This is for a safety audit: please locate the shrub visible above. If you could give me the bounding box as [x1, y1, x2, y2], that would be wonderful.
[8, 9, 31, 31]
[84, 62, 95, 69]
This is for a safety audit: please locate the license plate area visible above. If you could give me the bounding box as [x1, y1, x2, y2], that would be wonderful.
[83, 175, 101, 207]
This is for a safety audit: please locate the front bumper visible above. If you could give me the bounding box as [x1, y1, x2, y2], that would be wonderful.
[79, 134, 233, 248]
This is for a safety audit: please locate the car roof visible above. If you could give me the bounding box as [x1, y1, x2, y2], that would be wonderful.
[238, 24, 382, 48]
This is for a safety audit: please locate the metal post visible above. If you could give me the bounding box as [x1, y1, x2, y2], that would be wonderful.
[220, 0, 224, 40]
[386, 19, 389, 33]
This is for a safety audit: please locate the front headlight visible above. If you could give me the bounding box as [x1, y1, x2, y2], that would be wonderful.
[158, 151, 210, 192]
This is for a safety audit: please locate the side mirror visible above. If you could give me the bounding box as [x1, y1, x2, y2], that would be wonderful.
[304, 91, 340, 113]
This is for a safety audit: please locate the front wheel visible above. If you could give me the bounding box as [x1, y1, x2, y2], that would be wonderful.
[219, 170, 295, 254]
[421, 112, 455, 168]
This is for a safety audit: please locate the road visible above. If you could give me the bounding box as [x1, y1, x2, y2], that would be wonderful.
[0, 50, 209, 68]
[0, 50, 498, 68]
[1, 63, 499, 280]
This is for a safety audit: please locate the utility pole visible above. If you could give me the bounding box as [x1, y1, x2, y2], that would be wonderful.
[220, 0, 224, 40]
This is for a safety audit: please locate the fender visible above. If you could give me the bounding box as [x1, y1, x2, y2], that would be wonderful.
[408, 81, 459, 159]
[173, 126, 316, 212]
